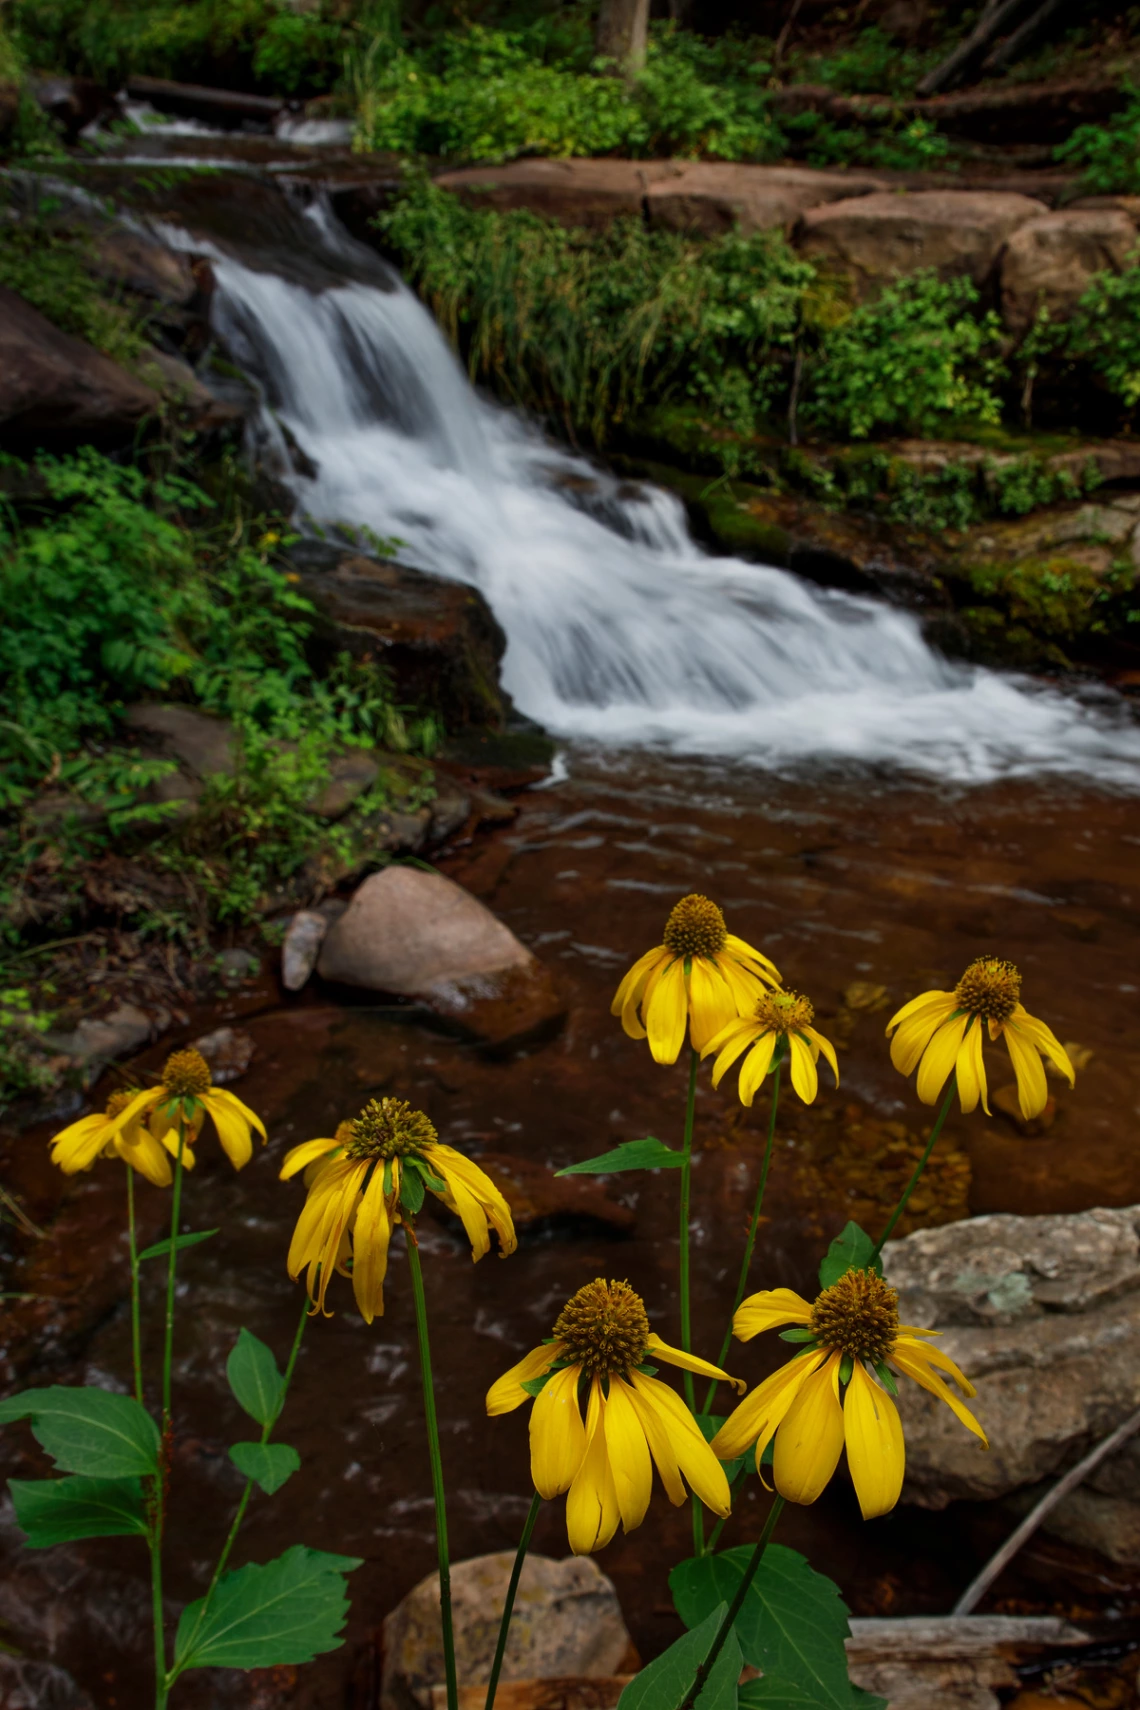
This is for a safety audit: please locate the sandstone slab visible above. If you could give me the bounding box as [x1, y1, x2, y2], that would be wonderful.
[796, 190, 1047, 297]
[1000, 207, 1138, 337]
[645, 162, 884, 237]
[0, 285, 159, 449]
[433, 158, 673, 228]
[381, 1551, 634, 1710]
[124, 703, 237, 779]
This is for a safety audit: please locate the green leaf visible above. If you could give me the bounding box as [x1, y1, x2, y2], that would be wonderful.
[780, 1329, 818, 1343]
[618, 1605, 742, 1710]
[671, 1546, 855, 1710]
[229, 1442, 301, 1495]
[740, 1683, 887, 1710]
[137, 1229, 219, 1262]
[399, 1164, 425, 1215]
[818, 1223, 881, 1290]
[9, 1475, 149, 1546]
[556, 1138, 682, 1177]
[696, 1414, 749, 1484]
[174, 1544, 362, 1671]
[226, 1329, 285, 1430]
[520, 1372, 557, 1399]
[0, 1386, 159, 1478]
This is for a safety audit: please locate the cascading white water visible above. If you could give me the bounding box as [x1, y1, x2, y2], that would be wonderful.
[199, 204, 1140, 785]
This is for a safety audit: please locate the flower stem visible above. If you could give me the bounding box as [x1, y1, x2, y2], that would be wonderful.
[150, 1528, 167, 1710]
[704, 1464, 749, 1555]
[161, 1118, 187, 1436]
[703, 1062, 782, 1418]
[152, 1114, 188, 1709]
[677, 1496, 785, 1710]
[870, 1075, 957, 1265]
[484, 1489, 542, 1710]
[679, 1046, 698, 1406]
[407, 1228, 459, 1710]
[126, 1164, 143, 1407]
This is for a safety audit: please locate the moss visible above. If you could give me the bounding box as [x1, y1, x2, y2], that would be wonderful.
[961, 553, 1126, 642]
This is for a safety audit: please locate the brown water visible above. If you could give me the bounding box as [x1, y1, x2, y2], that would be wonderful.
[3, 749, 1140, 1708]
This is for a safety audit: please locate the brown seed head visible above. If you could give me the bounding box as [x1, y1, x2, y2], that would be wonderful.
[553, 1278, 651, 1379]
[346, 1097, 437, 1161]
[662, 893, 727, 960]
[754, 989, 814, 1035]
[161, 1049, 211, 1098]
[104, 1088, 139, 1120]
[954, 957, 1021, 1025]
[810, 1269, 899, 1364]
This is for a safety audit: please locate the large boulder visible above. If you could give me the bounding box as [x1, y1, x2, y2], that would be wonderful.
[645, 163, 885, 238]
[884, 1206, 1140, 1561]
[317, 866, 564, 1046]
[433, 158, 675, 229]
[0, 285, 159, 449]
[380, 1552, 635, 1710]
[796, 190, 1048, 298]
[1000, 207, 1139, 337]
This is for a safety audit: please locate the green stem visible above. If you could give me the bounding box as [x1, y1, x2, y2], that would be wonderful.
[704, 1464, 749, 1555]
[679, 1046, 698, 1404]
[869, 1074, 957, 1265]
[677, 1497, 785, 1710]
[168, 1297, 309, 1689]
[152, 1113, 188, 1710]
[703, 1062, 782, 1418]
[407, 1228, 459, 1710]
[161, 1117, 188, 1435]
[484, 1489, 542, 1710]
[150, 1526, 167, 1710]
[127, 1163, 143, 1407]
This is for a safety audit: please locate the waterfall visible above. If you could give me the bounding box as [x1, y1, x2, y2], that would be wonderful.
[191, 200, 1140, 785]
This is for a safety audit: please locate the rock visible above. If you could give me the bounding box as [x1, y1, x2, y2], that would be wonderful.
[990, 1081, 1055, 1135]
[124, 704, 237, 779]
[796, 191, 1048, 298]
[44, 1002, 159, 1081]
[136, 348, 243, 432]
[28, 74, 110, 141]
[429, 1684, 630, 1709]
[89, 226, 198, 307]
[215, 948, 260, 987]
[0, 285, 160, 450]
[474, 1153, 635, 1234]
[844, 1615, 1093, 1710]
[190, 1025, 255, 1084]
[306, 750, 380, 819]
[427, 782, 472, 845]
[288, 542, 508, 730]
[317, 867, 564, 1046]
[380, 1552, 635, 1710]
[281, 910, 330, 991]
[1000, 208, 1138, 338]
[433, 158, 674, 228]
[645, 163, 885, 237]
[884, 1208, 1140, 1559]
[0, 1654, 98, 1709]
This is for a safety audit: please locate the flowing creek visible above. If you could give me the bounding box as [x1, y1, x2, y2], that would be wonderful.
[3, 133, 1140, 1707]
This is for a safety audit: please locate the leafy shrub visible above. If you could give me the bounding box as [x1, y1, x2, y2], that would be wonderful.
[377, 177, 811, 445]
[1067, 254, 1140, 408]
[807, 273, 1006, 440]
[790, 25, 936, 97]
[784, 110, 950, 172]
[1056, 90, 1140, 194]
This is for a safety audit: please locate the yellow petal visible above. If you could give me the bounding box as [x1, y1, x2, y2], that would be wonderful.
[204, 1091, 254, 1171]
[710, 1349, 825, 1464]
[688, 957, 737, 1053]
[628, 1372, 730, 1516]
[487, 1341, 566, 1416]
[886, 989, 955, 1037]
[209, 1087, 267, 1139]
[531, 1362, 587, 1498]
[891, 1345, 988, 1446]
[645, 1331, 744, 1393]
[704, 1016, 755, 1069]
[805, 1027, 839, 1089]
[733, 1288, 812, 1342]
[612, 946, 666, 1019]
[955, 1019, 988, 1116]
[843, 1362, 905, 1520]
[49, 1115, 111, 1174]
[645, 957, 689, 1065]
[915, 1012, 969, 1106]
[113, 1129, 173, 1187]
[738, 1031, 777, 1107]
[1011, 1009, 1074, 1085]
[350, 1163, 393, 1323]
[894, 1333, 976, 1397]
[602, 1373, 653, 1532]
[619, 1374, 685, 1505]
[725, 934, 781, 987]
[788, 1032, 819, 1104]
[280, 1137, 340, 1181]
[428, 1144, 517, 1258]
[1002, 1021, 1049, 1120]
[719, 953, 771, 1015]
[565, 1379, 620, 1554]
[105, 1087, 163, 1141]
[772, 1352, 845, 1506]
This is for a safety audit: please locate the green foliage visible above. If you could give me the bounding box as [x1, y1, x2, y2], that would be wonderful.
[1067, 253, 1140, 407]
[790, 26, 934, 98]
[227, 1327, 287, 1428]
[784, 110, 950, 172]
[0, 985, 56, 1100]
[174, 1545, 362, 1671]
[1056, 89, 1140, 194]
[137, 1229, 220, 1262]
[556, 1137, 683, 1175]
[9, 1475, 150, 1546]
[618, 1604, 743, 1709]
[0, 1385, 161, 1478]
[807, 274, 1006, 441]
[378, 179, 810, 446]
[818, 1222, 879, 1288]
[229, 1441, 301, 1494]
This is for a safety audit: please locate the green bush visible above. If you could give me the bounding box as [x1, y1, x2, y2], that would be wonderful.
[1067, 254, 1140, 408]
[377, 177, 810, 445]
[1056, 90, 1140, 194]
[807, 273, 1006, 440]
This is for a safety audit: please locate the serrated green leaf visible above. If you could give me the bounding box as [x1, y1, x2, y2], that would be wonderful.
[137, 1229, 219, 1262]
[556, 1138, 682, 1177]
[226, 1329, 285, 1429]
[818, 1223, 881, 1290]
[0, 1386, 159, 1478]
[9, 1475, 149, 1546]
[174, 1544, 361, 1670]
[229, 1441, 300, 1495]
[399, 1164, 425, 1215]
[695, 1415, 749, 1483]
[618, 1605, 741, 1710]
[671, 1545, 854, 1710]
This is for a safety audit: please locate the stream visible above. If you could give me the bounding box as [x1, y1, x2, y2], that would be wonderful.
[3, 126, 1140, 1708]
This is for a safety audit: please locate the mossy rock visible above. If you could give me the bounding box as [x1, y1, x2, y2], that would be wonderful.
[959, 552, 1131, 643]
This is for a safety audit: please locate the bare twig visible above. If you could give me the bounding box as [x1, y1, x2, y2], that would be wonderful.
[983, 0, 1073, 75]
[915, 0, 1037, 96]
[774, 0, 806, 73]
[953, 1406, 1140, 1616]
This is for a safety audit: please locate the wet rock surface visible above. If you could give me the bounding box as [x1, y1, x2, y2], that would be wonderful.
[0, 284, 160, 449]
[999, 206, 1139, 337]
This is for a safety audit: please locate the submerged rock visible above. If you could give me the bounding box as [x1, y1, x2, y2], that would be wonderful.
[380, 1552, 635, 1710]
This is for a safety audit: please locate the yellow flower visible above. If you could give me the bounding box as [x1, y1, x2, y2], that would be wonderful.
[104, 1047, 266, 1172]
[711, 1269, 986, 1520]
[611, 893, 781, 1065]
[703, 989, 838, 1106]
[486, 1278, 744, 1555]
[886, 957, 1075, 1119]
[281, 1097, 516, 1322]
[48, 1087, 173, 1187]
